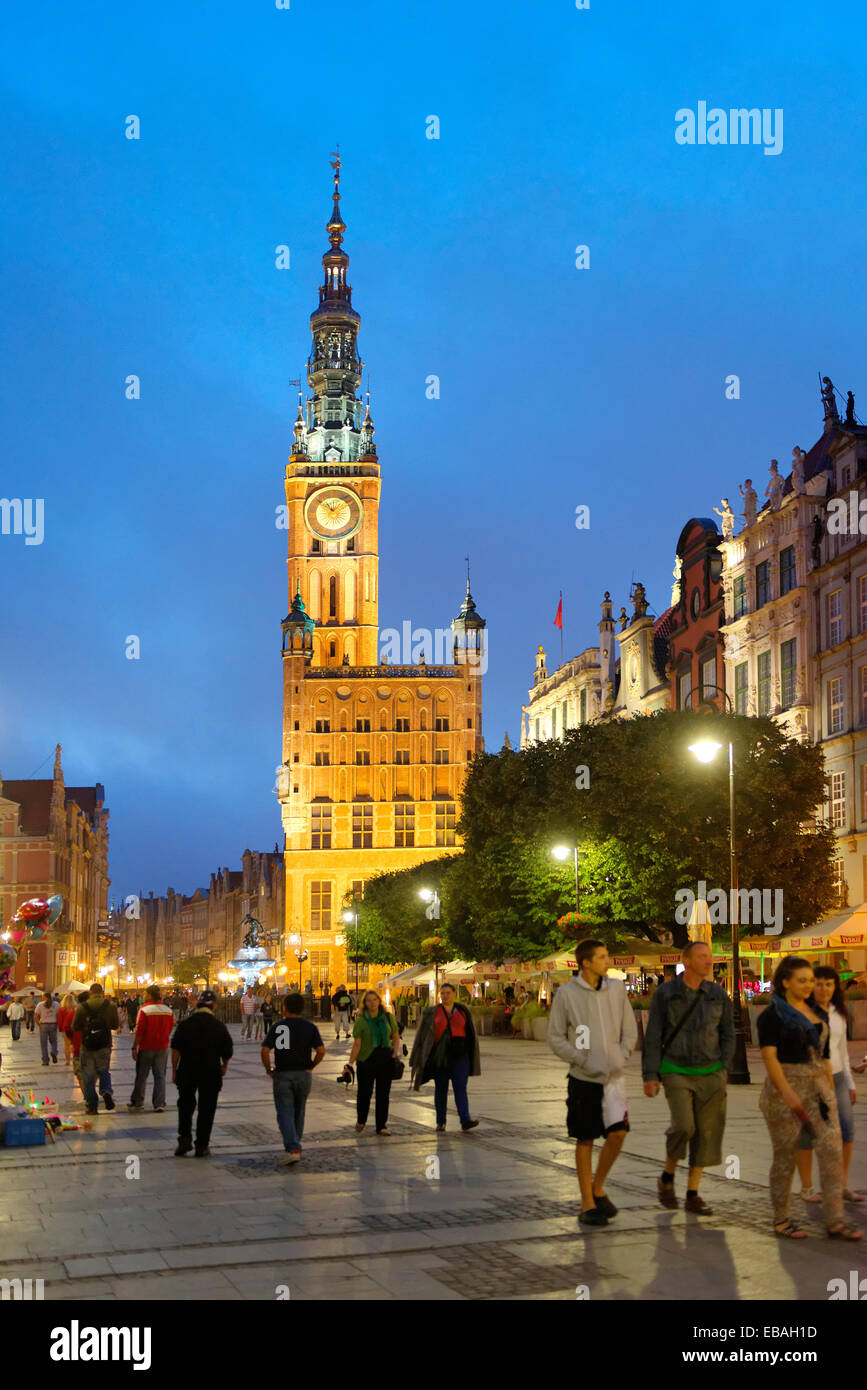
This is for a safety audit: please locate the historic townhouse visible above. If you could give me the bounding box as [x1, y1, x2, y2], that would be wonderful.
[0, 745, 110, 989]
[276, 161, 485, 989]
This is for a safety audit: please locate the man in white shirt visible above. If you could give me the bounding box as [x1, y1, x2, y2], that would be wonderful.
[239, 987, 257, 1041]
[6, 999, 25, 1041]
[34, 992, 60, 1065]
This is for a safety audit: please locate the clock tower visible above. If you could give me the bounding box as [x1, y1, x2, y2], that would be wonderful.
[278, 159, 485, 993]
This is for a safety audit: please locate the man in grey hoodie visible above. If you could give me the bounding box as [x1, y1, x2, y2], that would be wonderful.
[548, 939, 638, 1227]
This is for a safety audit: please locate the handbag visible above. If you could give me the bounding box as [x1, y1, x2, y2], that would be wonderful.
[391, 1057, 405, 1080]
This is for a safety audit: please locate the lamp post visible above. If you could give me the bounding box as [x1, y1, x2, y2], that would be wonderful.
[687, 733, 750, 1085]
[342, 911, 360, 1000]
[418, 889, 441, 994]
[289, 933, 308, 993]
[552, 844, 580, 916]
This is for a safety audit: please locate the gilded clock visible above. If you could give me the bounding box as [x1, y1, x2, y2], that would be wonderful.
[304, 485, 363, 541]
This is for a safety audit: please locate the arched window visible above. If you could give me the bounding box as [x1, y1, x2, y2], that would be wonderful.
[329, 576, 337, 619]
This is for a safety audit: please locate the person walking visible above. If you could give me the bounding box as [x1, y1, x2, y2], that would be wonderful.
[548, 938, 638, 1227]
[239, 986, 257, 1042]
[56, 994, 76, 1065]
[253, 992, 265, 1042]
[642, 941, 733, 1216]
[261, 992, 325, 1164]
[23, 991, 37, 1032]
[796, 964, 862, 1206]
[261, 993, 276, 1034]
[170, 988, 233, 1157]
[72, 983, 120, 1115]
[331, 984, 353, 1041]
[128, 984, 174, 1113]
[125, 994, 139, 1033]
[35, 991, 60, 1066]
[349, 990, 402, 1135]
[758, 955, 862, 1241]
[6, 997, 24, 1042]
[410, 981, 481, 1135]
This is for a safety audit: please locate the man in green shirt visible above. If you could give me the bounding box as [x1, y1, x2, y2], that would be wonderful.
[643, 941, 734, 1215]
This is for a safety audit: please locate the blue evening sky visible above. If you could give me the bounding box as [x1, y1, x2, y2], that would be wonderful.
[2, 0, 865, 903]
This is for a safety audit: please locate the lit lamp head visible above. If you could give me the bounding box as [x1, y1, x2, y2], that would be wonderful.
[342, 911, 354, 924]
[551, 845, 572, 862]
[419, 889, 433, 902]
[688, 740, 723, 765]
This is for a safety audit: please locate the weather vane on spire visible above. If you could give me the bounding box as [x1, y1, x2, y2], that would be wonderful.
[465, 554, 471, 592]
[329, 145, 341, 194]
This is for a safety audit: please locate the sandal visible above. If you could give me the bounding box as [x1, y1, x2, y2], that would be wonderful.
[828, 1222, 864, 1240]
[774, 1220, 807, 1239]
[843, 1189, 864, 1203]
[799, 1186, 823, 1204]
[354, 1122, 365, 1132]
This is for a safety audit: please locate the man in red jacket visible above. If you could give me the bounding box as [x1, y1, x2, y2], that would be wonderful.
[127, 985, 175, 1112]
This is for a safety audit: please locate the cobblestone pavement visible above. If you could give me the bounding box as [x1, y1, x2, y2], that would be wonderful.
[1, 1023, 866, 1301]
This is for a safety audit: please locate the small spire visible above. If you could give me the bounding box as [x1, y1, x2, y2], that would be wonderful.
[327, 145, 345, 249]
[465, 553, 471, 594]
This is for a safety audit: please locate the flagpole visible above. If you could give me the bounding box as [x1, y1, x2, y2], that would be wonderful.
[560, 590, 564, 667]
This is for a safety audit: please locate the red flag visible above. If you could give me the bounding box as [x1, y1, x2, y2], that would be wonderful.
[553, 596, 563, 630]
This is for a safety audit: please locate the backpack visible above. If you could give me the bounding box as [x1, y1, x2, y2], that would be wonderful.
[82, 1005, 112, 1052]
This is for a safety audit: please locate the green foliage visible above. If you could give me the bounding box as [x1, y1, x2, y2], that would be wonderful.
[352, 712, 837, 965]
[172, 955, 211, 985]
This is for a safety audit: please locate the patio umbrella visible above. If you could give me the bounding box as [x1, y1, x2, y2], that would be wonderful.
[53, 979, 90, 995]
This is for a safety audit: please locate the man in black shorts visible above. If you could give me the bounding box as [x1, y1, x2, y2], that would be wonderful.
[548, 939, 638, 1227]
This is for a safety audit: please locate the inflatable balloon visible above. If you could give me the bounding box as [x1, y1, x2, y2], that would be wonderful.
[0, 943, 16, 972]
[29, 925, 46, 941]
[17, 898, 50, 925]
[46, 894, 63, 926]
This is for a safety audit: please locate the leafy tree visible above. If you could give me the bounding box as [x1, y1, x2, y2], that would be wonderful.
[171, 955, 211, 985]
[345, 858, 457, 965]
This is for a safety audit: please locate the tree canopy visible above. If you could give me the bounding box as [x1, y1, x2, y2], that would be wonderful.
[354, 712, 837, 964]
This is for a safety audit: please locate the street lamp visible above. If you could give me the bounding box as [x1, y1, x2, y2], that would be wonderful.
[419, 889, 442, 994]
[342, 911, 360, 1000]
[687, 732, 750, 1085]
[551, 844, 580, 915]
[289, 933, 308, 992]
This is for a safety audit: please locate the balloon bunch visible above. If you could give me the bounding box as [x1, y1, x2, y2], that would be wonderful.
[0, 894, 63, 991]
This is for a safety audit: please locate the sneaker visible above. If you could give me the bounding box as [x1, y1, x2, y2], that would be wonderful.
[594, 1194, 618, 1219]
[282, 1150, 301, 1165]
[153, 1106, 165, 1113]
[126, 1104, 144, 1112]
[436, 1124, 446, 1133]
[461, 1119, 479, 1131]
[51, 1055, 58, 1064]
[194, 1146, 210, 1157]
[41, 1061, 49, 1067]
[103, 1094, 116, 1111]
[175, 1141, 193, 1157]
[579, 1208, 609, 1227]
[85, 1108, 98, 1116]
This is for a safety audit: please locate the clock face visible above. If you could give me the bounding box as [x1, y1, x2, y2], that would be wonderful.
[304, 486, 362, 541]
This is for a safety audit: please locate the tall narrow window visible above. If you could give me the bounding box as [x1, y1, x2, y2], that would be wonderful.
[732, 574, 747, 619]
[311, 805, 332, 849]
[859, 575, 867, 634]
[579, 688, 587, 724]
[779, 546, 796, 596]
[860, 666, 867, 725]
[436, 803, 457, 847]
[700, 656, 717, 702]
[329, 576, 337, 619]
[828, 589, 843, 646]
[551, 708, 558, 739]
[780, 639, 797, 710]
[352, 805, 373, 849]
[829, 676, 845, 734]
[310, 881, 332, 931]
[755, 561, 771, 608]
[394, 803, 415, 847]
[734, 662, 748, 714]
[757, 651, 771, 715]
[829, 772, 846, 830]
[679, 671, 692, 710]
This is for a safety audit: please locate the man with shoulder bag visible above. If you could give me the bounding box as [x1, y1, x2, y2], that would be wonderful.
[642, 941, 734, 1214]
[72, 982, 120, 1115]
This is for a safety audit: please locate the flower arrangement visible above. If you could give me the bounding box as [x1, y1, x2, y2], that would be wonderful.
[419, 935, 450, 965]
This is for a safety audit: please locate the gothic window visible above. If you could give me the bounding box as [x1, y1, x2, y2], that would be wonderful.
[329, 576, 337, 618]
[435, 716, 450, 732]
[356, 718, 371, 732]
[315, 718, 331, 733]
[395, 717, 410, 732]
[314, 751, 330, 766]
